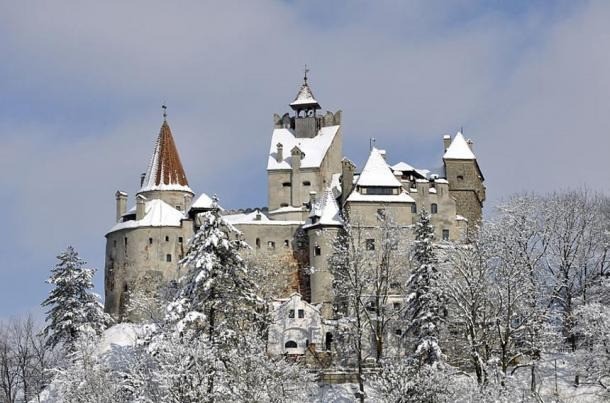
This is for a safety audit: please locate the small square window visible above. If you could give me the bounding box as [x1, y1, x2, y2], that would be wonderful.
[393, 302, 401, 310]
[395, 329, 402, 336]
[178, 237, 183, 243]
[284, 239, 290, 248]
[365, 239, 375, 251]
[288, 309, 295, 318]
[166, 254, 172, 262]
[268, 241, 275, 250]
[442, 229, 450, 241]
[298, 309, 304, 318]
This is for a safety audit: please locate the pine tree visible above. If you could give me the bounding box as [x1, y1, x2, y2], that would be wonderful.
[41, 246, 107, 352]
[168, 201, 262, 340]
[404, 209, 445, 367]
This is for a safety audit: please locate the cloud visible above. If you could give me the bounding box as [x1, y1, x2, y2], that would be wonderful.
[0, 1, 608, 316]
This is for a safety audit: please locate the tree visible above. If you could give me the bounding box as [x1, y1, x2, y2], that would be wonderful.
[42, 246, 108, 352]
[404, 209, 445, 367]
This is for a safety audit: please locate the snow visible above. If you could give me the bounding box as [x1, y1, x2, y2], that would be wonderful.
[267, 125, 340, 170]
[347, 190, 416, 203]
[356, 147, 403, 187]
[305, 188, 343, 228]
[223, 209, 270, 224]
[443, 131, 476, 160]
[290, 81, 319, 106]
[95, 323, 141, 355]
[139, 182, 193, 193]
[190, 192, 215, 209]
[107, 199, 185, 233]
[391, 161, 416, 172]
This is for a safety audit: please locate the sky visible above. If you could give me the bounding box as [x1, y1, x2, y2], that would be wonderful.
[0, 0, 609, 319]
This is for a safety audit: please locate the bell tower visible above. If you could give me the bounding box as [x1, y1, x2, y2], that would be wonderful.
[290, 67, 321, 138]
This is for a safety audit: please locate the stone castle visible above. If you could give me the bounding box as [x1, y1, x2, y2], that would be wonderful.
[104, 73, 485, 346]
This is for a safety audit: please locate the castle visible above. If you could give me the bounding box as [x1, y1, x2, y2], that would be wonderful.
[104, 73, 485, 348]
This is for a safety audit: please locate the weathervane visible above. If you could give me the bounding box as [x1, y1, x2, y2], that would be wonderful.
[304, 64, 309, 83]
[162, 104, 167, 121]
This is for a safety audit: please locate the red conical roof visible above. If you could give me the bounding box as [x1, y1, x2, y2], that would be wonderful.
[140, 120, 192, 193]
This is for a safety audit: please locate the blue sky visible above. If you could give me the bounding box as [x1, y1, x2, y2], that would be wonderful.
[1, 1, 609, 319]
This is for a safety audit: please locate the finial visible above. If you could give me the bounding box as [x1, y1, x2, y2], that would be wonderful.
[369, 137, 376, 151]
[162, 104, 167, 121]
[304, 64, 309, 83]
[460, 125, 463, 134]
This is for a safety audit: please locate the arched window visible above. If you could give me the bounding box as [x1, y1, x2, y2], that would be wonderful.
[285, 340, 297, 349]
[431, 203, 438, 214]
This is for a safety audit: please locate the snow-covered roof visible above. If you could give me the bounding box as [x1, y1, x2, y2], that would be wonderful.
[356, 147, 403, 187]
[223, 210, 271, 224]
[190, 193, 214, 210]
[391, 161, 416, 172]
[139, 120, 193, 194]
[290, 79, 320, 109]
[305, 188, 343, 228]
[267, 125, 340, 170]
[107, 199, 185, 233]
[346, 190, 415, 203]
[443, 131, 476, 160]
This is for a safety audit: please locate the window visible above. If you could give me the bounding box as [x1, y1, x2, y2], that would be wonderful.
[298, 309, 305, 318]
[284, 239, 290, 248]
[390, 282, 400, 289]
[305, 339, 309, 348]
[268, 241, 275, 250]
[149, 238, 153, 245]
[178, 237, 183, 243]
[431, 203, 438, 214]
[166, 254, 172, 262]
[256, 238, 261, 249]
[314, 245, 321, 256]
[364, 187, 394, 195]
[124, 237, 128, 246]
[282, 182, 291, 187]
[113, 240, 117, 248]
[411, 204, 417, 214]
[325, 332, 333, 351]
[393, 302, 401, 310]
[288, 309, 295, 318]
[395, 329, 403, 336]
[285, 340, 297, 349]
[365, 238, 375, 251]
[280, 202, 289, 207]
[377, 208, 386, 219]
[457, 175, 464, 181]
[165, 235, 170, 242]
[303, 180, 311, 186]
[442, 229, 450, 241]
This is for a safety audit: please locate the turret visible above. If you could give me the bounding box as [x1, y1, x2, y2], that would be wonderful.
[290, 68, 321, 138]
[443, 131, 486, 232]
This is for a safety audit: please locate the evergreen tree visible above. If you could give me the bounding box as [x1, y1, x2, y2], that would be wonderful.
[404, 210, 445, 367]
[168, 200, 262, 340]
[41, 246, 107, 352]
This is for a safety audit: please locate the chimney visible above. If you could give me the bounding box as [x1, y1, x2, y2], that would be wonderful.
[290, 146, 302, 206]
[309, 191, 318, 209]
[136, 194, 147, 220]
[276, 143, 283, 162]
[140, 173, 146, 187]
[341, 158, 356, 206]
[443, 135, 451, 152]
[115, 191, 128, 223]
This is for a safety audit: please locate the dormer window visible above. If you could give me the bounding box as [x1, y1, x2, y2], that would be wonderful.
[362, 187, 396, 195]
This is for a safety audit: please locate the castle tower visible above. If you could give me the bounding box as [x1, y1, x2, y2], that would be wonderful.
[104, 115, 195, 320]
[443, 131, 486, 233]
[267, 71, 343, 221]
[304, 187, 343, 318]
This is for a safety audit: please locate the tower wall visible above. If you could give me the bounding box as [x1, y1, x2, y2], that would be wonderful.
[104, 221, 193, 320]
[307, 227, 340, 318]
[444, 159, 486, 231]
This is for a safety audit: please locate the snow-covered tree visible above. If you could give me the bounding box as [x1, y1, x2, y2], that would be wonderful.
[41, 246, 108, 352]
[404, 209, 445, 367]
[574, 302, 610, 391]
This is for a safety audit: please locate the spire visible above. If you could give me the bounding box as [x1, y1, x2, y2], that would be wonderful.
[356, 147, 403, 187]
[443, 131, 476, 160]
[140, 118, 192, 193]
[290, 67, 321, 111]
